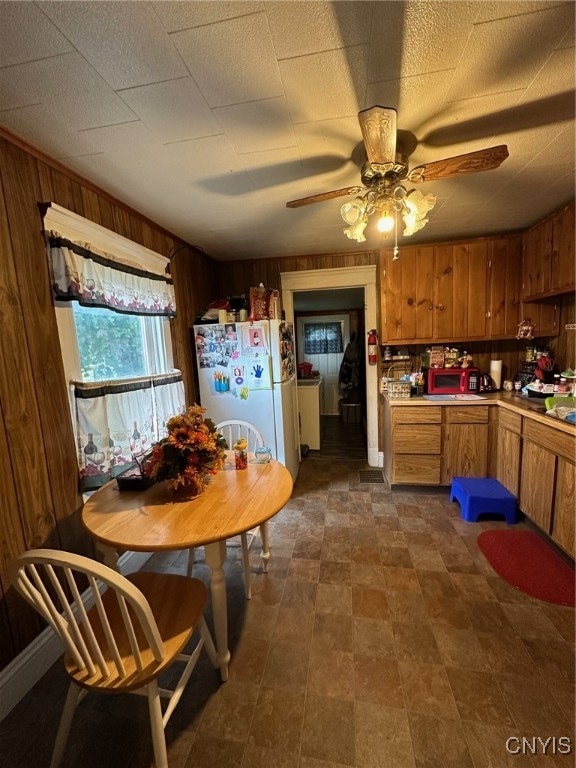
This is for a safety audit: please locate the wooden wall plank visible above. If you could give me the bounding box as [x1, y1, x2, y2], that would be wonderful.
[0, 140, 59, 549]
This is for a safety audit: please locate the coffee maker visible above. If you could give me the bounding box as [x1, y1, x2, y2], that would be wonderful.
[479, 373, 493, 392]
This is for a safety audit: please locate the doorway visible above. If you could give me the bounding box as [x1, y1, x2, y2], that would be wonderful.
[281, 265, 380, 467]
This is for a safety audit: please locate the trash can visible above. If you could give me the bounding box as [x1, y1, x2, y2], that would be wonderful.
[340, 400, 362, 423]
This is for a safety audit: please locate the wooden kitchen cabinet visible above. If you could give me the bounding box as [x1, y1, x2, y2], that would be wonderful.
[522, 200, 575, 300]
[519, 439, 556, 533]
[441, 406, 489, 484]
[488, 236, 522, 338]
[552, 457, 576, 558]
[381, 245, 435, 342]
[380, 239, 489, 344]
[384, 404, 442, 484]
[518, 418, 575, 553]
[550, 201, 575, 294]
[494, 408, 522, 497]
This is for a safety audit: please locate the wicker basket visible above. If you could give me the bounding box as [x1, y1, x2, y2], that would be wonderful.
[387, 380, 412, 399]
[380, 361, 412, 399]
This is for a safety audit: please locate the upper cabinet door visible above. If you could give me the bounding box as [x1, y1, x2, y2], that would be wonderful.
[488, 235, 522, 338]
[551, 202, 575, 294]
[380, 246, 434, 342]
[522, 201, 575, 300]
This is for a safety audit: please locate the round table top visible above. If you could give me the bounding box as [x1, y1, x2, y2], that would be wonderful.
[82, 455, 293, 552]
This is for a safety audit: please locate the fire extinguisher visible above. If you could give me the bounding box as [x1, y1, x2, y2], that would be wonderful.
[368, 329, 378, 365]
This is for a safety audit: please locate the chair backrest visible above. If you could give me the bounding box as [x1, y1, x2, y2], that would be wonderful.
[10, 549, 165, 684]
[216, 420, 264, 453]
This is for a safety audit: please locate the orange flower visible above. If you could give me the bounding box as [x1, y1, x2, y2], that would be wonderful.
[144, 404, 227, 491]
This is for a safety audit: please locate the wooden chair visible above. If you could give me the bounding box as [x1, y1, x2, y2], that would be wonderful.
[187, 420, 267, 599]
[9, 549, 218, 768]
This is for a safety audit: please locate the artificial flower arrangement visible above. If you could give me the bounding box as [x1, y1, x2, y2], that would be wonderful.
[144, 404, 227, 496]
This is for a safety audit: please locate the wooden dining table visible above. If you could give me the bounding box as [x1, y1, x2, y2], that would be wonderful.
[82, 453, 293, 680]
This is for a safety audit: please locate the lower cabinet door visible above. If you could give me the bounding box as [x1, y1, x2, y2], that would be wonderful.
[552, 458, 576, 558]
[441, 424, 488, 484]
[496, 426, 521, 497]
[519, 440, 555, 533]
[393, 455, 441, 484]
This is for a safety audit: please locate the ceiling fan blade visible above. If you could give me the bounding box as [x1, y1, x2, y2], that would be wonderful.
[286, 187, 363, 208]
[358, 106, 397, 166]
[408, 145, 509, 183]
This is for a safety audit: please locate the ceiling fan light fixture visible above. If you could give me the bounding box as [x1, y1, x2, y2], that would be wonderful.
[343, 215, 368, 242]
[377, 211, 395, 233]
[340, 198, 366, 225]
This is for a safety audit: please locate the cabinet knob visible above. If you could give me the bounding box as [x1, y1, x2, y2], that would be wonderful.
[436, 304, 444, 311]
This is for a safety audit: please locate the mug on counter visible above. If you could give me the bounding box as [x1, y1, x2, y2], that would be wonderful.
[503, 379, 514, 391]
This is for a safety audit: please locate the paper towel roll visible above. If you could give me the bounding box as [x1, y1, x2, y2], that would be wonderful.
[490, 359, 502, 390]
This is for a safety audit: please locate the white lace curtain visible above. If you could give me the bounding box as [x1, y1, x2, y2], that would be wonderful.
[42, 204, 184, 491]
[75, 372, 185, 492]
[48, 234, 176, 316]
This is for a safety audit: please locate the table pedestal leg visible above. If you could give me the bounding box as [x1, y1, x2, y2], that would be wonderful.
[204, 540, 230, 682]
[94, 542, 120, 571]
[260, 521, 270, 573]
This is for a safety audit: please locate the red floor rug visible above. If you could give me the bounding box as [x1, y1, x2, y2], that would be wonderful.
[477, 530, 575, 607]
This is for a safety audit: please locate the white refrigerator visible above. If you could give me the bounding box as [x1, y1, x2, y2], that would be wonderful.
[193, 319, 300, 482]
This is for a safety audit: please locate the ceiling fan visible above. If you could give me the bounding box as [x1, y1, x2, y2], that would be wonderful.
[286, 106, 509, 247]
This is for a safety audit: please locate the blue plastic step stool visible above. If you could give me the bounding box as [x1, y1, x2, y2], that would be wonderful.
[449, 477, 518, 524]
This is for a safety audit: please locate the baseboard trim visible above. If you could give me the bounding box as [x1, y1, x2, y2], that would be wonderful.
[0, 550, 151, 723]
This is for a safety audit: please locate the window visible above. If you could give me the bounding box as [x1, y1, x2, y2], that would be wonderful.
[304, 322, 343, 354]
[72, 303, 171, 382]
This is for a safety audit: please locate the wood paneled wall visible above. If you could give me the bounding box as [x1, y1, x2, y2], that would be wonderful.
[0, 130, 218, 670]
[217, 250, 379, 300]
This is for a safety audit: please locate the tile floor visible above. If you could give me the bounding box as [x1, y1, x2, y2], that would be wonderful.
[1, 458, 574, 768]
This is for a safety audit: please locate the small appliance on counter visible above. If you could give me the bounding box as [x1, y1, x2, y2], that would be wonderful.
[479, 373, 493, 393]
[426, 367, 480, 395]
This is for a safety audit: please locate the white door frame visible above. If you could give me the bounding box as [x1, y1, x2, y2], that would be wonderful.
[281, 265, 380, 468]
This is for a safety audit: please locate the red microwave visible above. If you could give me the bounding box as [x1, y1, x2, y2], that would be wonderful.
[427, 367, 480, 395]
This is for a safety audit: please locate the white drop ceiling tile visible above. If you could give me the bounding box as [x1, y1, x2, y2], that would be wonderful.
[164, 135, 255, 197]
[474, 2, 566, 23]
[447, 4, 574, 101]
[172, 13, 282, 108]
[118, 78, 221, 143]
[280, 45, 368, 124]
[519, 48, 575, 104]
[415, 90, 523, 149]
[152, 1, 263, 33]
[0, 2, 74, 67]
[369, 1, 477, 81]
[293, 115, 361, 164]
[0, 103, 98, 158]
[366, 70, 453, 132]
[239, 147, 304, 188]
[504, 122, 568, 158]
[213, 97, 296, 154]
[76, 121, 162, 156]
[0, 56, 138, 132]
[40, 1, 188, 90]
[266, 1, 373, 59]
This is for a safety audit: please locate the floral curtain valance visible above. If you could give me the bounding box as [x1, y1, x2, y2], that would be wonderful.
[48, 234, 176, 317]
[304, 322, 343, 354]
[75, 372, 185, 492]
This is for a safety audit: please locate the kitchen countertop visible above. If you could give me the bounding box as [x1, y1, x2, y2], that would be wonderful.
[383, 391, 576, 435]
[297, 377, 323, 387]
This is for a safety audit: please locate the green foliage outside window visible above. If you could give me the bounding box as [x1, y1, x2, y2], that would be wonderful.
[73, 304, 146, 381]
